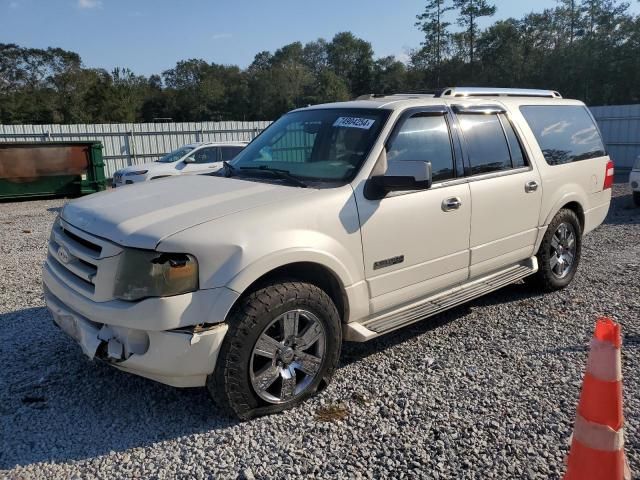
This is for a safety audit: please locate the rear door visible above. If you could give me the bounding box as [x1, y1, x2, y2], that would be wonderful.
[357, 107, 472, 314]
[454, 106, 543, 278]
[220, 145, 245, 162]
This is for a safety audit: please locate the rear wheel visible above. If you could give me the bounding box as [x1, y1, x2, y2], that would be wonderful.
[633, 191, 640, 207]
[208, 281, 341, 420]
[529, 209, 582, 292]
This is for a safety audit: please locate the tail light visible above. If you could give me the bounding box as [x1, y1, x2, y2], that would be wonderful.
[603, 160, 614, 190]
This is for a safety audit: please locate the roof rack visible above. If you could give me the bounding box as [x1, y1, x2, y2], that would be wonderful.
[436, 87, 562, 99]
[355, 90, 445, 101]
[354, 87, 562, 102]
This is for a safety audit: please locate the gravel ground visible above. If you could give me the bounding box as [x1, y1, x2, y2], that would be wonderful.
[1, 182, 638, 480]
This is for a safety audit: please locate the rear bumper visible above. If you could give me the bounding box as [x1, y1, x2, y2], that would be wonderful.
[584, 189, 612, 235]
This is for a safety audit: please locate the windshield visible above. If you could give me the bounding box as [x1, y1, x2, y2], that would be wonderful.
[229, 109, 390, 182]
[156, 146, 195, 163]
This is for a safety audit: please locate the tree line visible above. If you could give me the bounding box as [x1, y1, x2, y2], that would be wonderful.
[1, 0, 639, 124]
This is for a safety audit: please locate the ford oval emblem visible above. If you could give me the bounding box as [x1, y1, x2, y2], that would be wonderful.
[57, 245, 71, 264]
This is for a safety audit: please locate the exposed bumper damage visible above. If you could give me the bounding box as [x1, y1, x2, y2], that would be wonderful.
[45, 289, 229, 388]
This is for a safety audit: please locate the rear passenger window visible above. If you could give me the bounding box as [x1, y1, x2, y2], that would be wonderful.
[520, 105, 606, 165]
[458, 114, 512, 175]
[500, 114, 527, 168]
[387, 114, 455, 182]
[220, 146, 244, 161]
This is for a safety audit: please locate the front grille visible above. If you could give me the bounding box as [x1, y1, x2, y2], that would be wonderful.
[46, 219, 123, 301]
[61, 226, 102, 255]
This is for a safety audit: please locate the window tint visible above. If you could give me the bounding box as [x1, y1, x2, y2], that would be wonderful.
[500, 114, 527, 168]
[193, 148, 217, 164]
[232, 109, 389, 181]
[220, 146, 244, 162]
[459, 114, 511, 175]
[520, 105, 606, 165]
[267, 121, 319, 163]
[387, 114, 454, 182]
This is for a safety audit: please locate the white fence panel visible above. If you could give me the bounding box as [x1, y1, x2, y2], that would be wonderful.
[0, 121, 271, 177]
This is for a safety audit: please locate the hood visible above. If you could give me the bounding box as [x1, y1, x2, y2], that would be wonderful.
[119, 161, 166, 173]
[61, 175, 313, 249]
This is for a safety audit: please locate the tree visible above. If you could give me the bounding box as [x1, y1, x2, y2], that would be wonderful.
[326, 32, 374, 95]
[415, 0, 454, 86]
[453, 0, 496, 74]
[372, 56, 408, 94]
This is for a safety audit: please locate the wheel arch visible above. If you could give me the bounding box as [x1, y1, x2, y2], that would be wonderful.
[543, 192, 586, 232]
[227, 260, 351, 324]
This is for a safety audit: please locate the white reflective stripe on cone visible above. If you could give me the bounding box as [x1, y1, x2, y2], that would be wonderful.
[586, 339, 622, 382]
[573, 414, 624, 452]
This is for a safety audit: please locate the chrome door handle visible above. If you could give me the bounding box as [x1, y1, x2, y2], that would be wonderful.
[525, 181, 539, 193]
[442, 197, 462, 211]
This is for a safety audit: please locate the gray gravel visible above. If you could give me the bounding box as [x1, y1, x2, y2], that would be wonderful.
[1, 183, 638, 480]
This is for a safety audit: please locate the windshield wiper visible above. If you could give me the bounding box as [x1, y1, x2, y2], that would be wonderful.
[239, 166, 308, 188]
[222, 161, 237, 177]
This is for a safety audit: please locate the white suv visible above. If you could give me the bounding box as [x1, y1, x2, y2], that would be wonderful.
[630, 155, 640, 206]
[111, 142, 247, 187]
[44, 88, 613, 419]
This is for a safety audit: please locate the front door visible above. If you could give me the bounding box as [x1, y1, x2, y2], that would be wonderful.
[181, 147, 220, 175]
[356, 109, 472, 315]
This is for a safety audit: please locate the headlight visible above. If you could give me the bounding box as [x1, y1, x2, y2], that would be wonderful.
[114, 249, 198, 301]
[124, 170, 148, 176]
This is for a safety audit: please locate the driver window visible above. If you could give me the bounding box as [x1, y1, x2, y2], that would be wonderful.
[193, 148, 217, 164]
[387, 114, 455, 182]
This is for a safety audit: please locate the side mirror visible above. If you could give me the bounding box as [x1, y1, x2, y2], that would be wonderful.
[366, 161, 432, 199]
[183, 156, 196, 164]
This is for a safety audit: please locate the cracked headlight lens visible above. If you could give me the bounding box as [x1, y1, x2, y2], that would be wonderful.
[114, 249, 198, 301]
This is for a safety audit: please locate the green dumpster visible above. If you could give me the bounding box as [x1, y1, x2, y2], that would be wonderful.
[0, 141, 107, 200]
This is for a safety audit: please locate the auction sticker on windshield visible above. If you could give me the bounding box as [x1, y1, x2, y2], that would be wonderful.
[333, 117, 376, 129]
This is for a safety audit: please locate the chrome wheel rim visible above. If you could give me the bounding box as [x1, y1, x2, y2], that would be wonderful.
[550, 222, 577, 279]
[249, 309, 326, 404]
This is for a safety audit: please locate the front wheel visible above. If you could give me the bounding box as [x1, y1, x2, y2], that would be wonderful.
[208, 281, 342, 420]
[529, 209, 582, 292]
[633, 191, 640, 207]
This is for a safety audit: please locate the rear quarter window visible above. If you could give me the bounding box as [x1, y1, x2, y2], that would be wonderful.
[520, 105, 606, 165]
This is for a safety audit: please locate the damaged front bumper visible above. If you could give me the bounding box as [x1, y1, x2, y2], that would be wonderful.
[43, 281, 232, 388]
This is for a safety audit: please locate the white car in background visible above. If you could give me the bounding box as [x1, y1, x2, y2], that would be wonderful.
[112, 142, 247, 187]
[630, 155, 640, 206]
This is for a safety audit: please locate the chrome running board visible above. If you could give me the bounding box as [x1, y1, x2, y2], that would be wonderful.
[344, 258, 538, 341]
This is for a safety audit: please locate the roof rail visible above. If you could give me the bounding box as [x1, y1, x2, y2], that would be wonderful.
[355, 90, 445, 101]
[437, 87, 562, 99]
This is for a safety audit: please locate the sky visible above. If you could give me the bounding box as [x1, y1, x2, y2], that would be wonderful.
[2, 0, 639, 76]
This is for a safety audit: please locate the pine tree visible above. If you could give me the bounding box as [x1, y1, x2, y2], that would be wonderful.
[415, 0, 454, 86]
[453, 0, 496, 75]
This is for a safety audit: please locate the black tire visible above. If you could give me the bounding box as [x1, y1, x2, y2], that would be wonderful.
[633, 191, 640, 207]
[208, 280, 342, 420]
[528, 208, 582, 292]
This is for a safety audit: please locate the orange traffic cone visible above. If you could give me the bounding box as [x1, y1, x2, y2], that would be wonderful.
[564, 317, 631, 480]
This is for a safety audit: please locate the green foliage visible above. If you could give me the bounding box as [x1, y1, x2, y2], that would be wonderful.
[1, 0, 639, 124]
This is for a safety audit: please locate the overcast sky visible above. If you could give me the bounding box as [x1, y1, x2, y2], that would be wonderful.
[2, 0, 639, 76]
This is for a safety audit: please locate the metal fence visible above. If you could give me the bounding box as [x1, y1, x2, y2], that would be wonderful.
[591, 104, 640, 172]
[1, 105, 638, 175]
[0, 121, 271, 177]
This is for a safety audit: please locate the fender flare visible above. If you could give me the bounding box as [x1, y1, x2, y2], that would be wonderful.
[542, 190, 587, 227]
[226, 248, 357, 295]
